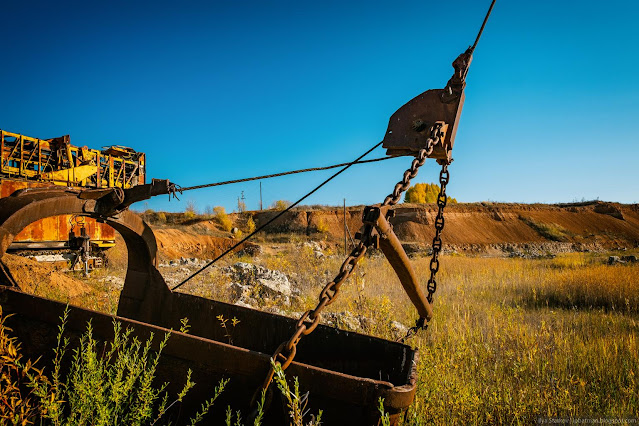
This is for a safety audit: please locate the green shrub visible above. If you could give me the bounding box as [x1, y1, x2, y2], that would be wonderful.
[519, 215, 570, 242]
[272, 361, 322, 426]
[28, 308, 222, 425]
[378, 398, 391, 426]
[2, 309, 324, 425]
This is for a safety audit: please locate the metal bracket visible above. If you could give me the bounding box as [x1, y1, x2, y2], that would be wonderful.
[357, 204, 433, 321]
[76, 178, 174, 217]
[382, 48, 473, 162]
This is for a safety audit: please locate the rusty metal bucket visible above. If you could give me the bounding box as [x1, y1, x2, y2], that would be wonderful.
[0, 186, 418, 424]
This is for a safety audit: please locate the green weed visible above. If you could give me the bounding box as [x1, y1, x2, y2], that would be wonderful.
[25, 307, 224, 425]
[272, 361, 322, 426]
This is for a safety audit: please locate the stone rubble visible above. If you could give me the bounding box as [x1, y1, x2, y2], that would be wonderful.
[393, 241, 610, 259]
[608, 255, 638, 265]
[390, 321, 409, 339]
[302, 241, 326, 258]
[99, 275, 125, 289]
[220, 262, 296, 306]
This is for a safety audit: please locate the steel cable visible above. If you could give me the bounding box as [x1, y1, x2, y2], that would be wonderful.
[177, 156, 396, 192]
[171, 141, 384, 291]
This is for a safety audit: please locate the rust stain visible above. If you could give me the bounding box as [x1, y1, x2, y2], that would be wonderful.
[3, 179, 115, 245]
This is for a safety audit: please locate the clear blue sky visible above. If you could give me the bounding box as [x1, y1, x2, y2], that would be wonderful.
[1, 0, 637, 212]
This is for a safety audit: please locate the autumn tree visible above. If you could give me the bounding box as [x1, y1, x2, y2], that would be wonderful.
[245, 215, 256, 233]
[213, 206, 233, 232]
[404, 183, 457, 204]
[184, 200, 198, 219]
[270, 200, 292, 211]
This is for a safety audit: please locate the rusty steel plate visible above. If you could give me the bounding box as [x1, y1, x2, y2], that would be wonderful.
[0, 160, 420, 424]
[0, 287, 418, 425]
[382, 89, 464, 161]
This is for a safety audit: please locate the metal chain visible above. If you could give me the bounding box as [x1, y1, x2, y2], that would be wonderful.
[253, 241, 368, 404]
[253, 123, 446, 405]
[381, 124, 442, 207]
[398, 161, 450, 343]
[427, 163, 449, 303]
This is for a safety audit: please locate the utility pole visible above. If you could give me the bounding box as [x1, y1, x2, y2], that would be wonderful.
[259, 182, 263, 211]
[343, 198, 347, 256]
[238, 191, 246, 213]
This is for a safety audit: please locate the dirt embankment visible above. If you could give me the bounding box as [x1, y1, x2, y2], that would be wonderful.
[1, 253, 91, 299]
[145, 201, 639, 259]
[248, 201, 639, 249]
[2, 201, 636, 297]
[392, 202, 639, 248]
[134, 201, 639, 260]
[153, 220, 253, 260]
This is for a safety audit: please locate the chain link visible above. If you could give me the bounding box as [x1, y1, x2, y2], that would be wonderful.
[254, 242, 368, 403]
[382, 123, 442, 206]
[426, 163, 449, 303]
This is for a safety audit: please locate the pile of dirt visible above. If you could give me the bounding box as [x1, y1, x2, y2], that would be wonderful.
[1, 253, 91, 299]
[154, 228, 253, 260]
[252, 211, 309, 233]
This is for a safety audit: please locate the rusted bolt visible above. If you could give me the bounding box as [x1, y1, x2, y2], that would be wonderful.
[412, 120, 427, 132]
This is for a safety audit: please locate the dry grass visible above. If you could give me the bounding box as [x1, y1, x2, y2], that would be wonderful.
[12, 239, 638, 423]
[359, 254, 638, 424]
[413, 309, 638, 424]
[241, 248, 639, 422]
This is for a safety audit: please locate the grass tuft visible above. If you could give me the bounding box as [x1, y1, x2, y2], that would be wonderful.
[519, 215, 571, 241]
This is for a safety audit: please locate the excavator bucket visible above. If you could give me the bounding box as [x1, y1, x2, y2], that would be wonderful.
[0, 186, 417, 425]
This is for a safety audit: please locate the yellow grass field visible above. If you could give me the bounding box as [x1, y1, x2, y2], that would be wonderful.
[232, 249, 639, 424]
[402, 255, 638, 424]
[7, 245, 639, 424]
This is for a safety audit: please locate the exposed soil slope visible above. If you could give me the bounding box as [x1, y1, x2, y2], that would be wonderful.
[150, 201, 639, 258]
[390, 202, 639, 248]
[3, 202, 635, 299]
[153, 224, 251, 260]
[1, 253, 91, 299]
[246, 201, 639, 249]
[254, 202, 639, 246]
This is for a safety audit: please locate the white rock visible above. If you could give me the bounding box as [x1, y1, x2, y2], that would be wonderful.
[391, 321, 409, 339]
[224, 262, 292, 298]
